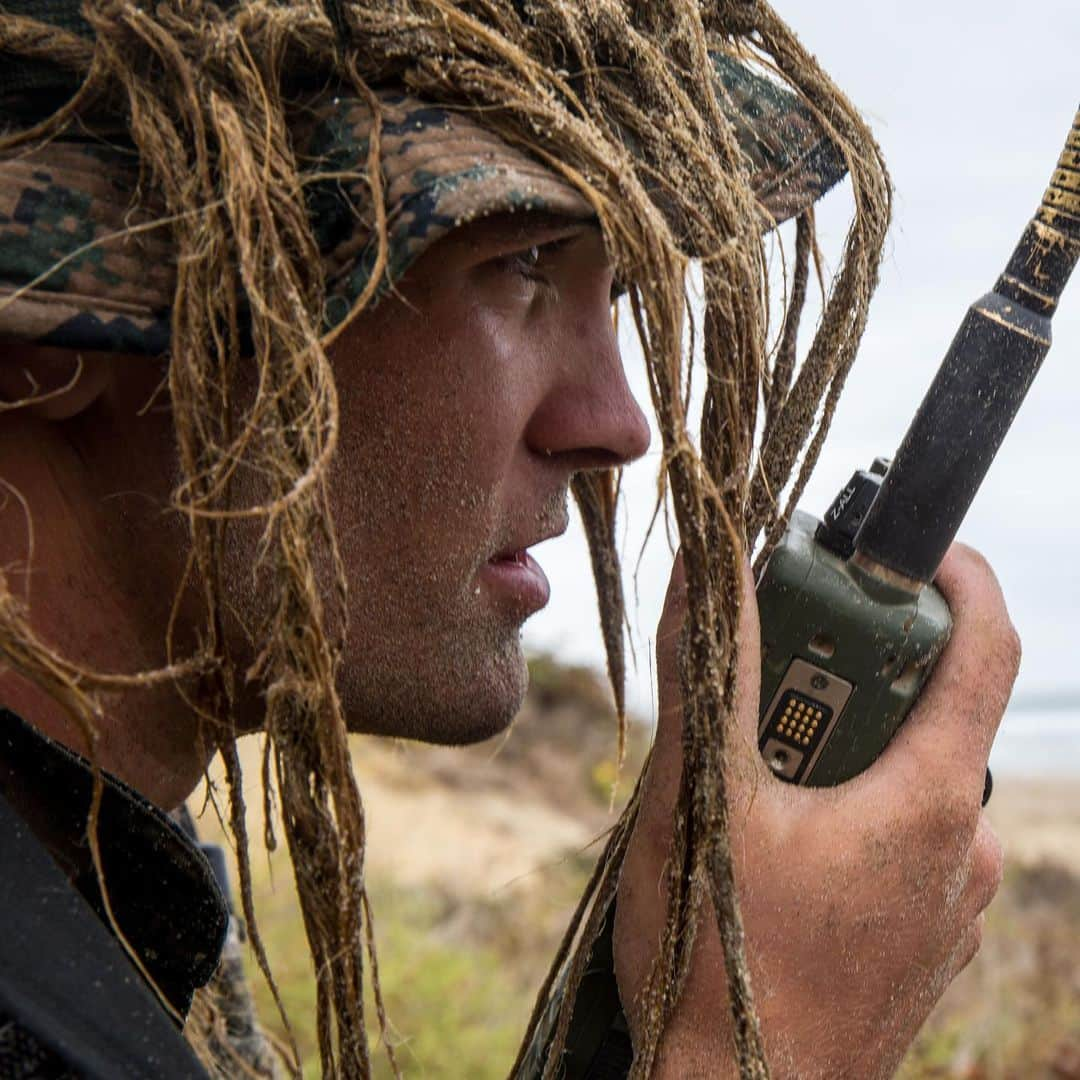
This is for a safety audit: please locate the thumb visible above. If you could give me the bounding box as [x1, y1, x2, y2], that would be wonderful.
[653, 552, 763, 788]
[733, 556, 763, 745]
[655, 550, 687, 727]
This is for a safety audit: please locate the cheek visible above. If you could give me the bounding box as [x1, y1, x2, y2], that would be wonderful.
[328, 320, 526, 577]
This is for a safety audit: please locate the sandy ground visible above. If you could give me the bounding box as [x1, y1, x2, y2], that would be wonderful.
[355, 745, 601, 896]
[203, 736, 1080, 904]
[356, 760, 1080, 895]
[193, 734, 1080, 1079]
[984, 774, 1080, 873]
[202, 734, 613, 899]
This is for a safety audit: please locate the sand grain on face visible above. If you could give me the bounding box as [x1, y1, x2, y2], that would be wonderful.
[324, 270, 580, 747]
[0, 2, 892, 1071]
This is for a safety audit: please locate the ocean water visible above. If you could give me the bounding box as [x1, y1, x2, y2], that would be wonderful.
[989, 707, 1080, 777]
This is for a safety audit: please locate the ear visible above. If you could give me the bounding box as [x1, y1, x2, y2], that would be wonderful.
[0, 344, 114, 421]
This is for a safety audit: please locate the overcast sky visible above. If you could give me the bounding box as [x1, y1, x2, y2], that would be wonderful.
[523, 1, 1080, 721]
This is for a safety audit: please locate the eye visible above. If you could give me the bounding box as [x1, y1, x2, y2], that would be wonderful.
[502, 244, 543, 280]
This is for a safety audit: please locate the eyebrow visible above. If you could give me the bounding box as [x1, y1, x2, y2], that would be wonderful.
[462, 211, 599, 252]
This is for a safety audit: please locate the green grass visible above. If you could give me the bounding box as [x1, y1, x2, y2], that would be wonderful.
[197, 664, 1080, 1079]
[243, 860, 594, 1078]
[243, 857, 1080, 1079]
[363, 887, 530, 1079]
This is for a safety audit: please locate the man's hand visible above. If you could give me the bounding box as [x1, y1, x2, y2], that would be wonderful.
[614, 543, 1016, 1079]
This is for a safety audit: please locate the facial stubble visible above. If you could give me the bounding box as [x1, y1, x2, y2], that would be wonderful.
[336, 483, 571, 747]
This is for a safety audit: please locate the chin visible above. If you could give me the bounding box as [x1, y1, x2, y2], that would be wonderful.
[339, 629, 529, 746]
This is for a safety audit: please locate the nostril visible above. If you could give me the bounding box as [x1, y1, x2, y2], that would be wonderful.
[567, 447, 630, 471]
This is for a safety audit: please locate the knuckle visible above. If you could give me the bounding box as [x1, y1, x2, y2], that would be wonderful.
[948, 544, 1004, 609]
[939, 784, 981, 835]
[956, 608, 1020, 710]
[953, 913, 985, 978]
[968, 912, 986, 960]
[1001, 621, 1023, 680]
[949, 544, 1009, 625]
[955, 542, 995, 579]
[980, 620, 1021, 714]
[971, 821, 1005, 906]
[913, 786, 980, 857]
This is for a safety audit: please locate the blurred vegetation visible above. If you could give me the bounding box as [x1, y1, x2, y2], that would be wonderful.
[899, 860, 1080, 1080]
[251, 872, 580, 1079]
[196, 654, 1080, 1079]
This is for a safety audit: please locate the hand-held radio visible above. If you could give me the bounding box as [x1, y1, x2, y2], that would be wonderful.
[535, 107, 1080, 1080]
[756, 106, 1080, 790]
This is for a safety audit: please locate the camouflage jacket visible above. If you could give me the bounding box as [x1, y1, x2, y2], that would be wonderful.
[0, 709, 244, 1079]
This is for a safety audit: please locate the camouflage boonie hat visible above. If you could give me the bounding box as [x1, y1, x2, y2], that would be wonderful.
[0, 53, 846, 356]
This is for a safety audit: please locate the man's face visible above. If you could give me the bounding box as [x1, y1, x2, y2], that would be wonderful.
[0, 213, 648, 758]
[324, 212, 650, 744]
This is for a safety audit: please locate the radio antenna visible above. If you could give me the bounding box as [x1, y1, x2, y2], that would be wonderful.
[853, 107, 1080, 584]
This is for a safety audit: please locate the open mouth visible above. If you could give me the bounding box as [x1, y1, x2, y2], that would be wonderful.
[480, 547, 551, 614]
[490, 549, 530, 566]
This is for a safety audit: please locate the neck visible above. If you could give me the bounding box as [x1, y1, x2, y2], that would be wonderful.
[0, 405, 214, 810]
[0, 674, 216, 811]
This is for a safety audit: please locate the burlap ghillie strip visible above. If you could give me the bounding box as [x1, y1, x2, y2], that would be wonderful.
[0, 1, 889, 1077]
[571, 470, 629, 771]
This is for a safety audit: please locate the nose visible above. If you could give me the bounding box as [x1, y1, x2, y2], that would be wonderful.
[523, 310, 652, 472]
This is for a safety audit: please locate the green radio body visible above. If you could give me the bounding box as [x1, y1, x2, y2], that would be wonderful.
[756, 509, 951, 787]
[752, 105, 1079, 789]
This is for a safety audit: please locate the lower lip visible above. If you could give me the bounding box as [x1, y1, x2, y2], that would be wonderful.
[478, 551, 551, 616]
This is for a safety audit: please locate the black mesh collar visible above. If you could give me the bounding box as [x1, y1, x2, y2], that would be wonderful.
[0, 708, 228, 1018]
